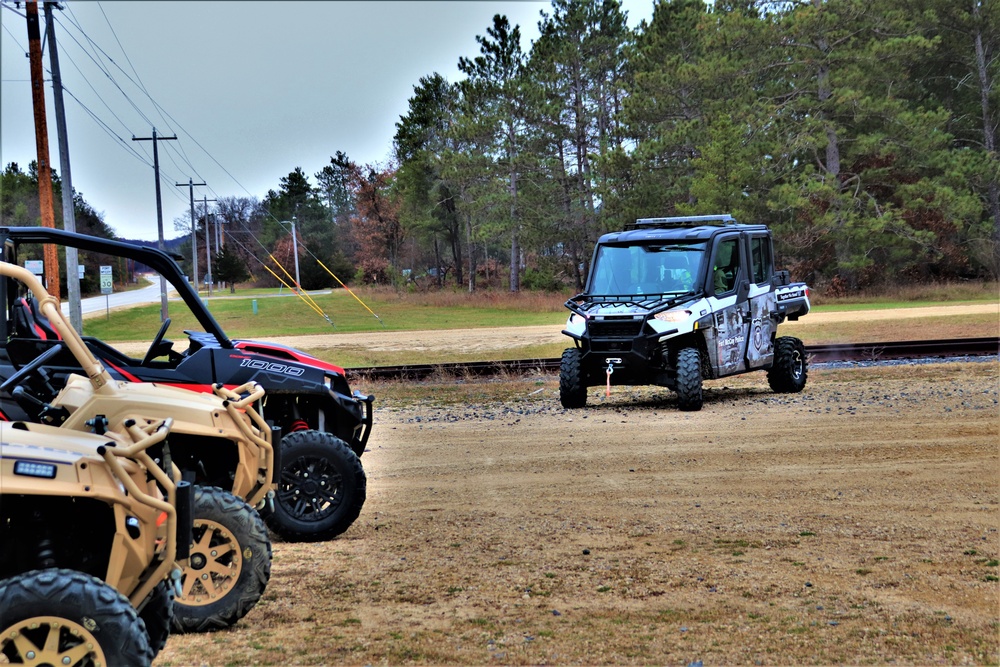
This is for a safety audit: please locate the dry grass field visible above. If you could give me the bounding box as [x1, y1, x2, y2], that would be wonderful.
[156, 358, 999, 666]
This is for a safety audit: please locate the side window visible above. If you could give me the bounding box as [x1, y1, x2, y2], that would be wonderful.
[750, 236, 772, 285]
[712, 237, 741, 294]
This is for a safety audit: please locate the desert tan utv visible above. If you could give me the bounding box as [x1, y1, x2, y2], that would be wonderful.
[0, 416, 190, 665]
[0, 261, 277, 633]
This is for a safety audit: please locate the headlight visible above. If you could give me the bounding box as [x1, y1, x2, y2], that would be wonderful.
[569, 313, 587, 324]
[654, 309, 691, 323]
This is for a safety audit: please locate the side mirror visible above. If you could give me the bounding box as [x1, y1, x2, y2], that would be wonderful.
[737, 280, 751, 303]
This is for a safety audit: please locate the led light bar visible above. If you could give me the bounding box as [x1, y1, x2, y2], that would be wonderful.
[13, 460, 58, 479]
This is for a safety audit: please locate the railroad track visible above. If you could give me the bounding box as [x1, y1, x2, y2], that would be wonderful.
[346, 337, 999, 382]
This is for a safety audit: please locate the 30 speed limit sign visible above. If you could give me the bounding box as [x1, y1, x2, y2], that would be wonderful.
[100, 265, 113, 294]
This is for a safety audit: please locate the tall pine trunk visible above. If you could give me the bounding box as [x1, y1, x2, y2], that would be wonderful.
[509, 127, 520, 293]
[973, 0, 1000, 272]
[428, 236, 440, 288]
[466, 211, 477, 293]
[815, 17, 853, 290]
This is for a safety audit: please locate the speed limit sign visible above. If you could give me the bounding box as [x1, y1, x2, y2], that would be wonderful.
[100, 265, 113, 294]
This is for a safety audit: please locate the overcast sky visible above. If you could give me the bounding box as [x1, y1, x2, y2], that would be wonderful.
[1, 0, 653, 241]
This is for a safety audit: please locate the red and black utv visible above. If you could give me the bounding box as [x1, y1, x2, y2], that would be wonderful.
[0, 226, 372, 542]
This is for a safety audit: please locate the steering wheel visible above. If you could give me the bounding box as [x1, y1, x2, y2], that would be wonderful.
[141, 317, 172, 366]
[0, 343, 66, 395]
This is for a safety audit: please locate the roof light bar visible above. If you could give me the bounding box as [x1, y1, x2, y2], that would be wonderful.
[633, 214, 736, 228]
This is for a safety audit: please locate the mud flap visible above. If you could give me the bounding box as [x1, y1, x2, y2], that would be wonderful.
[175, 480, 193, 560]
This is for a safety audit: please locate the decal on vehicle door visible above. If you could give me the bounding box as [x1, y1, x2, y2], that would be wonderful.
[716, 302, 749, 375]
[745, 293, 776, 369]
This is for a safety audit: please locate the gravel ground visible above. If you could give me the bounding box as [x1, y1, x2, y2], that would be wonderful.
[156, 360, 999, 666]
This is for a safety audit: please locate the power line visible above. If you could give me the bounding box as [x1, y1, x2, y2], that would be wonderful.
[6, 4, 160, 172]
[51, 9, 198, 214]
[56, 85, 149, 166]
[52, 7, 279, 214]
[7, 1, 377, 326]
[66, 11, 204, 181]
[52, 11, 156, 131]
[55, 9, 211, 194]
[50, 14, 147, 138]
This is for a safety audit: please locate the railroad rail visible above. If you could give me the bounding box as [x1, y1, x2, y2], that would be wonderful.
[345, 337, 999, 382]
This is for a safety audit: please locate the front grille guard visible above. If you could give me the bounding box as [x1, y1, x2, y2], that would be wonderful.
[98, 418, 181, 606]
[565, 292, 698, 318]
[213, 382, 273, 508]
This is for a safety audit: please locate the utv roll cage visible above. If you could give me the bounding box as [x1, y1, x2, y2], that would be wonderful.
[0, 227, 233, 347]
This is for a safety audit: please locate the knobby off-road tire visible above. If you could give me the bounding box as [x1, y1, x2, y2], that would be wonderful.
[767, 336, 808, 393]
[172, 485, 272, 633]
[138, 579, 173, 658]
[0, 568, 154, 667]
[559, 348, 587, 409]
[262, 429, 367, 542]
[675, 346, 704, 411]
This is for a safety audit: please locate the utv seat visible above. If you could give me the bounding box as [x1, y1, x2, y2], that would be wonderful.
[11, 296, 62, 341]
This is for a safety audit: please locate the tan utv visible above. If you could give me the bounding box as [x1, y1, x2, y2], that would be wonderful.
[0, 261, 276, 633]
[0, 416, 189, 665]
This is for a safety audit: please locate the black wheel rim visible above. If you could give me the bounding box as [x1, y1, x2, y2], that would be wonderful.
[276, 454, 344, 522]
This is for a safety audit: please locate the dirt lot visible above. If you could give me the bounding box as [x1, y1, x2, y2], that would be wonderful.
[155, 356, 999, 666]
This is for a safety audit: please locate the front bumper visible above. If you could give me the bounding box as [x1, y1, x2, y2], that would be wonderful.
[566, 327, 677, 385]
[349, 390, 375, 456]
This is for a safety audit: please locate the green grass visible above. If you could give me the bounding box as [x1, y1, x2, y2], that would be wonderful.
[810, 299, 996, 313]
[82, 283, 998, 343]
[809, 281, 998, 307]
[82, 288, 567, 341]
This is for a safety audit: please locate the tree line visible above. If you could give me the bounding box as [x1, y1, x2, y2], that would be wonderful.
[391, 0, 998, 294]
[4, 0, 997, 296]
[0, 161, 122, 294]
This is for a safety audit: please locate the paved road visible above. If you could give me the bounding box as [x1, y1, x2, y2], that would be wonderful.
[61, 278, 329, 319]
[61, 276, 174, 317]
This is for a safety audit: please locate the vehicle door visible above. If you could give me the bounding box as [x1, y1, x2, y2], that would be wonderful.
[744, 233, 777, 369]
[706, 234, 750, 376]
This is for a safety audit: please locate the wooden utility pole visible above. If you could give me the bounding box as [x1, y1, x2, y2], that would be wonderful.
[201, 196, 216, 296]
[26, 0, 60, 299]
[176, 179, 205, 294]
[44, 1, 81, 333]
[132, 128, 176, 321]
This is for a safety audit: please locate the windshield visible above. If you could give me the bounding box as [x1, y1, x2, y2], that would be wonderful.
[589, 241, 706, 296]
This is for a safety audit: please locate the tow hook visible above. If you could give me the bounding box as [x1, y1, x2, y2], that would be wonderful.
[604, 358, 622, 397]
[256, 490, 276, 515]
[169, 567, 183, 598]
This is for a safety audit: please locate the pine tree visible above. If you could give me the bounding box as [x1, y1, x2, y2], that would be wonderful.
[213, 245, 250, 293]
[458, 14, 529, 291]
[395, 73, 464, 287]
